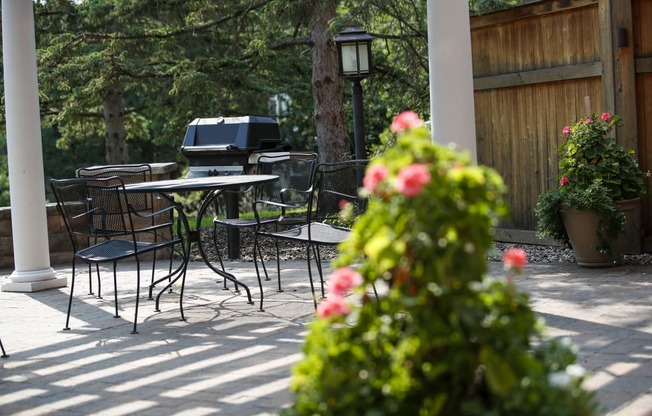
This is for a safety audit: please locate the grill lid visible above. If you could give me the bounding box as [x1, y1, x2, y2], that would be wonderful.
[181, 116, 282, 156]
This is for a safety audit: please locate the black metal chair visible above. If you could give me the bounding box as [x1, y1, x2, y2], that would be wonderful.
[51, 176, 191, 334]
[0, 337, 7, 358]
[253, 159, 368, 309]
[76, 164, 162, 298]
[211, 152, 318, 293]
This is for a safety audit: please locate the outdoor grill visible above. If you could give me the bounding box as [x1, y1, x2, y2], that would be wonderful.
[181, 115, 290, 259]
[181, 116, 290, 178]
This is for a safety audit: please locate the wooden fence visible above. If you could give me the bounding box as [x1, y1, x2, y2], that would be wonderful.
[470, 0, 652, 249]
[633, 0, 652, 249]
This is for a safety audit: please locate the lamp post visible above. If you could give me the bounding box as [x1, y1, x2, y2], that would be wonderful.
[334, 27, 374, 162]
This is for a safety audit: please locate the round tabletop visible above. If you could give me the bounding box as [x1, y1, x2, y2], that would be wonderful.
[122, 174, 278, 193]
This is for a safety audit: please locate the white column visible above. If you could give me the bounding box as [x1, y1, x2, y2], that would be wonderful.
[426, 0, 477, 162]
[1, 0, 66, 292]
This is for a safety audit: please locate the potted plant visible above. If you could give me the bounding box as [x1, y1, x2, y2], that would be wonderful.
[535, 112, 647, 266]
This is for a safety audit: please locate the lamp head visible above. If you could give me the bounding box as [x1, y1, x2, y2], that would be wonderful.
[334, 27, 374, 79]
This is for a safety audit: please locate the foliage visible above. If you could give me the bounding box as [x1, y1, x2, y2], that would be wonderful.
[469, 0, 523, 14]
[0, 134, 9, 206]
[535, 112, 646, 254]
[284, 113, 598, 416]
[34, 0, 283, 162]
[0, 0, 526, 203]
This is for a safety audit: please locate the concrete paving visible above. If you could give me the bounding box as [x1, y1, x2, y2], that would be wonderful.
[0, 260, 650, 415]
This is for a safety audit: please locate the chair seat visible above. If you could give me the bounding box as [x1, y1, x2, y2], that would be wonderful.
[214, 217, 276, 227]
[214, 216, 305, 228]
[259, 222, 351, 245]
[76, 238, 180, 263]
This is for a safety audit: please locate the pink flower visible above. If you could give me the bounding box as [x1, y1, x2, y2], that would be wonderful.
[395, 163, 431, 197]
[562, 126, 571, 135]
[585, 118, 592, 124]
[601, 112, 611, 122]
[363, 165, 389, 194]
[559, 176, 570, 186]
[317, 295, 350, 319]
[327, 267, 363, 296]
[503, 248, 527, 274]
[390, 111, 422, 133]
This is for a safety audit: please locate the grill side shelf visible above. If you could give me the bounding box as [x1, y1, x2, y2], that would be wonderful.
[181, 145, 239, 152]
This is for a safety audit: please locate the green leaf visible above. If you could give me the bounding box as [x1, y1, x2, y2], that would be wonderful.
[480, 346, 517, 396]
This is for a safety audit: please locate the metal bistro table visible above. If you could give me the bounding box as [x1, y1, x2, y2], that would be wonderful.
[123, 174, 278, 306]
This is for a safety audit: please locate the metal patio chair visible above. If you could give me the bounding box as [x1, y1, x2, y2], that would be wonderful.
[51, 176, 191, 334]
[76, 164, 165, 297]
[253, 159, 368, 309]
[210, 152, 318, 293]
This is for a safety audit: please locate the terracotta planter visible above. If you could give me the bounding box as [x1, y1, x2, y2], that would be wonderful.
[560, 198, 641, 267]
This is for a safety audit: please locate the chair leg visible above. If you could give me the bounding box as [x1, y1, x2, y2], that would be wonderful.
[151, 250, 158, 290]
[178, 268, 187, 322]
[254, 238, 267, 312]
[312, 245, 326, 298]
[255, 236, 272, 285]
[305, 244, 318, 310]
[0, 337, 8, 358]
[148, 278, 155, 301]
[112, 262, 120, 319]
[64, 260, 77, 331]
[147, 247, 172, 300]
[274, 239, 283, 291]
[87, 264, 94, 295]
[212, 223, 229, 290]
[167, 245, 174, 293]
[178, 239, 189, 322]
[252, 238, 266, 312]
[180, 231, 190, 321]
[95, 264, 102, 298]
[271, 223, 283, 289]
[265, 232, 276, 282]
[132, 259, 141, 335]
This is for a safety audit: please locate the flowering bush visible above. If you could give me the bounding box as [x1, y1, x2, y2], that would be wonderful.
[558, 112, 644, 200]
[283, 111, 598, 416]
[503, 247, 527, 273]
[535, 112, 646, 254]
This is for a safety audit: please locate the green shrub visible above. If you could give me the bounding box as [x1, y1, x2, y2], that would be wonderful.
[283, 113, 598, 416]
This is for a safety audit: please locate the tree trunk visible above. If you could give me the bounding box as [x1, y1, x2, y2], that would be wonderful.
[308, 0, 351, 164]
[103, 83, 128, 164]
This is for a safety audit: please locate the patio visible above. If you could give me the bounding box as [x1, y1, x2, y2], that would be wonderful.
[0, 260, 651, 416]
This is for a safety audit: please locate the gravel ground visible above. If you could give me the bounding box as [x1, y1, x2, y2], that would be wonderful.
[191, 225, 339, 264]
[491, 241, 652, 265]
[192, 225, 652, 266]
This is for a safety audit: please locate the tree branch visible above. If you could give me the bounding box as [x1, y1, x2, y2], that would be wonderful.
[73, 0, 276, 43]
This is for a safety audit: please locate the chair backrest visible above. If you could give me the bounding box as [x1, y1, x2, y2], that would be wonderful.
[51, 177, 132, 250]
[76, 164, 153, 212]
[255, 152, 318, 205]
[310, 159, 368, 223]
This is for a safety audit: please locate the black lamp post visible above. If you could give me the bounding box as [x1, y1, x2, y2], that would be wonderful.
[334, 27, 374, 162]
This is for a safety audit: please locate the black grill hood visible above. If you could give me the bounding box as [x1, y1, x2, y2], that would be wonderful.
[181, 116, 283, 156]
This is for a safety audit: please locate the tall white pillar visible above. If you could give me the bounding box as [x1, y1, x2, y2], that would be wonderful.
[1, 0, 66, 292]
[426, 0, 477, 162]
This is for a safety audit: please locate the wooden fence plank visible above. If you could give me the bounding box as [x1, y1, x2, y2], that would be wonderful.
[636, 57, 652, 73]
[471, 0, 598, 29]
[474, 63, 602, 90]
